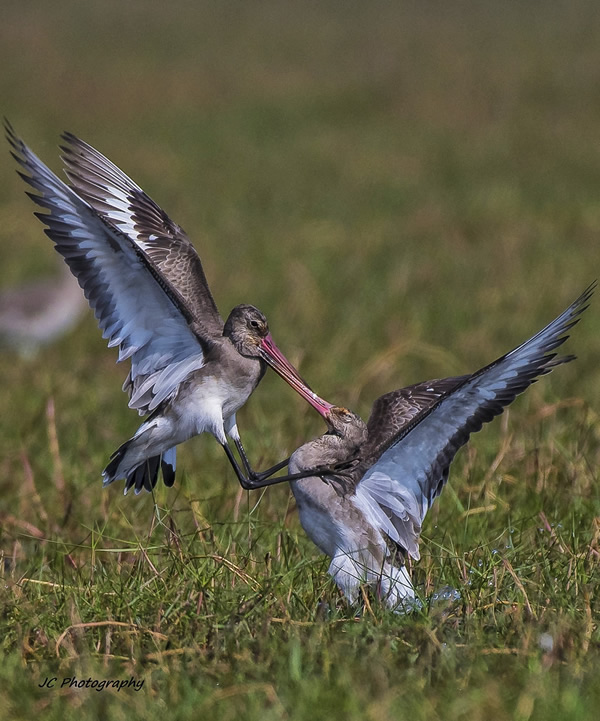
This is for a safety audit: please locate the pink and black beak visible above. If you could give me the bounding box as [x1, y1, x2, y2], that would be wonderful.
[259, 334, 334, 419]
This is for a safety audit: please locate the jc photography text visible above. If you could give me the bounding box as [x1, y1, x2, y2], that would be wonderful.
[39, 676, 144, 692]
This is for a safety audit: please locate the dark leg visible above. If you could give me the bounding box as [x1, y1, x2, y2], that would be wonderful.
[239, 463, 357, 489]
[221, 443, 252, 485]
[233, 437, 253, 476]
[233, 438, 290, 481]
[221, 442, 355, 491]
[222, 442, 294, 489]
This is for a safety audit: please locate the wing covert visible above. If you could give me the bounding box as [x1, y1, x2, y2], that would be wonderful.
[60, 131, 224, 339]
[362, 377, 469, 467]
[355, 284, 593, 559]
[7, 121, 207, 415]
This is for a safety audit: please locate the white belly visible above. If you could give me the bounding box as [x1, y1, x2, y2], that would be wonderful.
[175, 374, 249, 442]
[291, 479, 345, 558]
[288, 452, 416, 609]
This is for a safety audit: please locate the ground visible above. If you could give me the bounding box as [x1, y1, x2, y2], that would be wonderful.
[1, 2, 600, 719]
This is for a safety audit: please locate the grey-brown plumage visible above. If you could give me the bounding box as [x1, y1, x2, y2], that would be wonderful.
[0, 261, 86, 357]
[6, 120, 331, 494]
[360, 376, 468, 471]
[60, 131, 224, 343]
[289, 284, 593, 609]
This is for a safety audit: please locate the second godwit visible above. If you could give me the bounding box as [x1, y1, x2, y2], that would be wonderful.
[284, 285, 593, 610]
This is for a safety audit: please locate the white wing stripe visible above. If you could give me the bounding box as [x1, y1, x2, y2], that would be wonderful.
[63, 139, 148, 246]
[10, 127, 206, 415]
[358, 286, 592, 560]
[128, 352, 205, 411]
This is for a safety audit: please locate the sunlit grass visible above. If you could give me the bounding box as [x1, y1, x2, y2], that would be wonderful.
[1, 1, 600, 719]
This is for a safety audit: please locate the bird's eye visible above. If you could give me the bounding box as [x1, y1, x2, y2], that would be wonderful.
[250, 320, 260, 329]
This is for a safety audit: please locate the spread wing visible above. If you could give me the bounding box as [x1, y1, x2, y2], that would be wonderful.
[352, 284, 593, 560]
[60, 131, 224, 340]
[6, 120, 210, 415]
[362, 376, 470, 467]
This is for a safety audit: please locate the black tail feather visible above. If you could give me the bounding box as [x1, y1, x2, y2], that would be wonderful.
[102, 439, 131, 487]
[125, 456, 161, 495]
[161, 457, 176, 487]
[103, 440, 176, 495]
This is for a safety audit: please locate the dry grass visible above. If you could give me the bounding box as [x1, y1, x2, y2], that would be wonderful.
[1, 1, 600, 719]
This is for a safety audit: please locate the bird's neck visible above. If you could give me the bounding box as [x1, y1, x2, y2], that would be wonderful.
[291, 433, 357, 474]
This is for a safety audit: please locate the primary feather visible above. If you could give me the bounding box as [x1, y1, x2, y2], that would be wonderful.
[289, 284, 593, 609]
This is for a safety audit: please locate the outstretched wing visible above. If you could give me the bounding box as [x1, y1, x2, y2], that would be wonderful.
[6, 121, 209, 415]
[60, 131, 224, 340]
[353, 284, 594, 560]
[362, 376, 470, 467]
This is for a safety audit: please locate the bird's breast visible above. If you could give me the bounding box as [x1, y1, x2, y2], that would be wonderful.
[172, 354, 262, 436]
[290, 475, 345, 558]
[213, 343, 264, 394]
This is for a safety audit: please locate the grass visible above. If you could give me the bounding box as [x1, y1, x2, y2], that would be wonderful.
[1, 1, 600, 718]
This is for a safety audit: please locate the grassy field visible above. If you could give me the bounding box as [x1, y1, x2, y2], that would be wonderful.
[1, 1, 600, 718]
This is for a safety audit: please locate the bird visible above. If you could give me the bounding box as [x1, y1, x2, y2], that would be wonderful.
[0, 260, 86, 357]
[284, 284, 593, 611]
[6, 120, 333, 495]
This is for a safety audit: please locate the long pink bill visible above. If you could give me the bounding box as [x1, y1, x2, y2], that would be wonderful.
[259, 334, 333, 419]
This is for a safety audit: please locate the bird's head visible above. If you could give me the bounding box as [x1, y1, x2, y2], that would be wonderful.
[224, 304, 270, 355]
[225, 304, 335, 418]
[325, 406, 367, 446]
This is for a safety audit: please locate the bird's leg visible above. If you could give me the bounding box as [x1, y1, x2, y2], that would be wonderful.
[221, 443, 359, 491]
[233, 439, 357, 485]
[233, 437, 290, 481]
[221, 443, 252, 486]
[224, 417, 291, 483]
[231, 436, 253, 476]
[221, 427, 361, 490]
[234, 463, 358, 490]
[231, 438, 360, 483]
[221, 442, 289, 490]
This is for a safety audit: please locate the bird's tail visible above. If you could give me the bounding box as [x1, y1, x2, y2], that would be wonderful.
[103, 441, 177, 495]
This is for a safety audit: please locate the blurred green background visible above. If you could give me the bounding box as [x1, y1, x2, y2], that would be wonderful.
[1, 1, 600, 719]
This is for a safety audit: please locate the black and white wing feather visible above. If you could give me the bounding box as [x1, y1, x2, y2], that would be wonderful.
[6, 121, 209, 415]
[361, 376, 470, 467]
[353, 285, 593, 559]
[60, 132, 224, 341]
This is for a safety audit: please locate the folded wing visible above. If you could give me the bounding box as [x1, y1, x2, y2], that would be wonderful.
[6, 121, 209, 415]
[353, 284, 594, 559]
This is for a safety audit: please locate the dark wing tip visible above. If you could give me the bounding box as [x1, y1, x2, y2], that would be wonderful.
[581, 279, 597, 298]
[59, 130, 88, 157]
[5, 118, 23, 156]
[571, 279, 595, 313]
[550, 280, 596, 355]
[4, 116, 16, 136]
[61, 130, 77, 142]
[567, 280, 596, 326]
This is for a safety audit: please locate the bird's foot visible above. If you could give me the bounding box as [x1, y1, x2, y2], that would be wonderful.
[324, 457, 361, 478]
